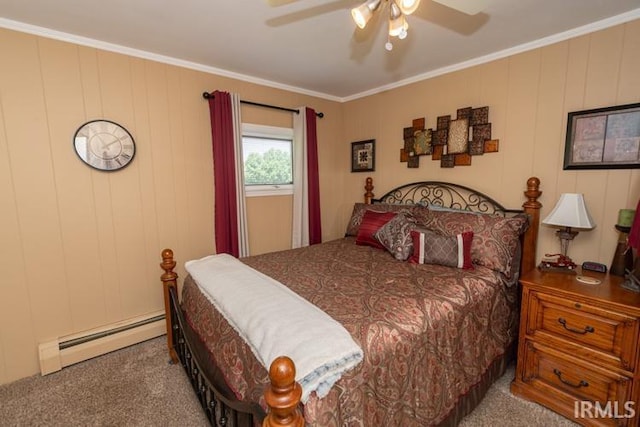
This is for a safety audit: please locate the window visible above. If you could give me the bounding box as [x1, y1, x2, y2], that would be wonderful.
[242, 124, 294, 197]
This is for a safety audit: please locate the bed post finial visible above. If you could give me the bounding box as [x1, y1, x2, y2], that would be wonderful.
[263, 356, 303, 427]
[160, 248, 179, 364]
[524, 177, 541, 204]
[364, 177, 374, 204]
[521, 177, 542, 274]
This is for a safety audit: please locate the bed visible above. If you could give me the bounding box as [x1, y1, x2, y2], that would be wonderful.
[160, 176, 542, 426]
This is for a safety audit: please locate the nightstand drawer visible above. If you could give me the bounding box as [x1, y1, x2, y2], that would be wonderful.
[527, 291, 639, 372]
[520, 340, 633, 425]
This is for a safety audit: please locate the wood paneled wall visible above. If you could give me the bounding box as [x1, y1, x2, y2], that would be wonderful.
[0, 28, 343, 384]
[342, 20, 640, 270]
[1, 18, 638, 385]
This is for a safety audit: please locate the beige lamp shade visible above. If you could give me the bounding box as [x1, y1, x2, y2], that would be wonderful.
[542, 193, 596, 230]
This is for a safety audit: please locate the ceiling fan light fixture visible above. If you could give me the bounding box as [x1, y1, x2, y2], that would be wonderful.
[351, 0, 419, 50]
[388, 5, 408, 38]
[397, 0, 421, 15]
[388, 15, 408, 37]
[351, 0, 382, 29]
[389, 1, 402, 19]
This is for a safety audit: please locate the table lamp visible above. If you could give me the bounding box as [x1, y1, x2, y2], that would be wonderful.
[541, 193, 596, 269]
[622, 199, 640, 292]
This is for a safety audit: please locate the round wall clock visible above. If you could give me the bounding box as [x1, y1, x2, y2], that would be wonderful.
[73, 119, 136, 171]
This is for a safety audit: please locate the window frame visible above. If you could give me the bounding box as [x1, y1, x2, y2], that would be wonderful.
[242, 123, 294, 197]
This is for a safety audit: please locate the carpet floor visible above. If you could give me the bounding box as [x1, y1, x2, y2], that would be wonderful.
[0, 337, 577, 426]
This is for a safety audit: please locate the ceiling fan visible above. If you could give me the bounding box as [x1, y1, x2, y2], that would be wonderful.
[351, 0, 492, 44]
[267, 0, 490, 51]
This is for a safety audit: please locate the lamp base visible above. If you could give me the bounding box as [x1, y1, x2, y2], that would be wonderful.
[556, 227, 578, 259]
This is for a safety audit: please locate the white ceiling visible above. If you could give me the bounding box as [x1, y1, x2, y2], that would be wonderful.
[0, 0, 639, 101]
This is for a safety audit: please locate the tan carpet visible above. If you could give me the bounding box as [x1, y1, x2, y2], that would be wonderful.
[0, 337, 208, 426]
[0, 337, 576, 426]
[458, 365, 577, 427]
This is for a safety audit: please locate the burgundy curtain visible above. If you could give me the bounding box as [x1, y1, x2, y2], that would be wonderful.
[629, 199, 640, 249]
[305, 107, 322, 245]
[208, 91, 239, 257]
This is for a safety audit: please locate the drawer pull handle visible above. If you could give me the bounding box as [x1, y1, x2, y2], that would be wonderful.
[558, 318, 594, 334]
[553, 368, 589, 389]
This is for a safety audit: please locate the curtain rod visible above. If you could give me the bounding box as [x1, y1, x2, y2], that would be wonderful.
[202, 92, 324, 118]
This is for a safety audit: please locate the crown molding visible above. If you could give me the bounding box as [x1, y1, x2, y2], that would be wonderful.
[1, 8, 639, 104]
[0, 17, 342, 103]
[341, 8, 640, 102]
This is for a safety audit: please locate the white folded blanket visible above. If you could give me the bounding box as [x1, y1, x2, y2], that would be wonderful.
[185, 253, 363, 403]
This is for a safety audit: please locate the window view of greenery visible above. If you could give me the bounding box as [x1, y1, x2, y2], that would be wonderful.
[243, 136, 293, 185]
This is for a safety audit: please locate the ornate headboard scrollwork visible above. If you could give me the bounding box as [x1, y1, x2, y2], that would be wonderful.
[365, 177, 542, 273]
[372, 181, 522, 216]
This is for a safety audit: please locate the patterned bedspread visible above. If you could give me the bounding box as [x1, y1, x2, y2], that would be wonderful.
[181, 236, 518, 426]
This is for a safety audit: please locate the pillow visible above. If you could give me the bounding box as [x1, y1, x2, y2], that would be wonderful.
[427, 204, 469, 213]
[410, 229, 474, 269]
[345, 203, 426, 236]
[419, 210, 529, 277]
[355, 210, 397, 249]
[373, 212, 417, 261]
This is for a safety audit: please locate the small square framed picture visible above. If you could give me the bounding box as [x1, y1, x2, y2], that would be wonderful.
[351, 139, 375, 172]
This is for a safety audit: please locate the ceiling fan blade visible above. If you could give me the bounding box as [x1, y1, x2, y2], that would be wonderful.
[266, 0, 301, 6]
[266, 0, 357, 27]
[430, 0, 490, 15]
[413, 0, 489, 35]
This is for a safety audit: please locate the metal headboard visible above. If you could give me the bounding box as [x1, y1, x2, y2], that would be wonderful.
[372, 181, 523, 216]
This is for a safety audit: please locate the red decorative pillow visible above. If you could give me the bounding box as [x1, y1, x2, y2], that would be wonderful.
[355, 210, 397, 249]
[410, 229, 474, 269]
[345, 203, 418, 236]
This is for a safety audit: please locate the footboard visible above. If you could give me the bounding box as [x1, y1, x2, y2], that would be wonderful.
[160, 249, 303, 427]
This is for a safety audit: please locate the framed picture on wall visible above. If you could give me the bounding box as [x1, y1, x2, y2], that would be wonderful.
[564, 103, 640, 170]
[351, 139, 375, 172]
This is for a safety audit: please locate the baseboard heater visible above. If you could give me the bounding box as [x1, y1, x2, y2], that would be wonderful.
[38, 310, 166, 375]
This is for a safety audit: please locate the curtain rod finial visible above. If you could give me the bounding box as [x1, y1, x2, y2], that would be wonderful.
[202, 92, 212, 99]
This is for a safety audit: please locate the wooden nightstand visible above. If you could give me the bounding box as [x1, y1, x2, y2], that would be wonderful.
[511, 268, 640, 426]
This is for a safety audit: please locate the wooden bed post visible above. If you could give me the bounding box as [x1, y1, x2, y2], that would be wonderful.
[160, 248, 179, 364]
[364, 177, 374, 204]
[521, 177, 542, 274]
[264, 356, 304, 427]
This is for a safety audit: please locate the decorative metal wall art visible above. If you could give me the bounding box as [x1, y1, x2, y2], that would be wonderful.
[399, 106, 498, 168]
